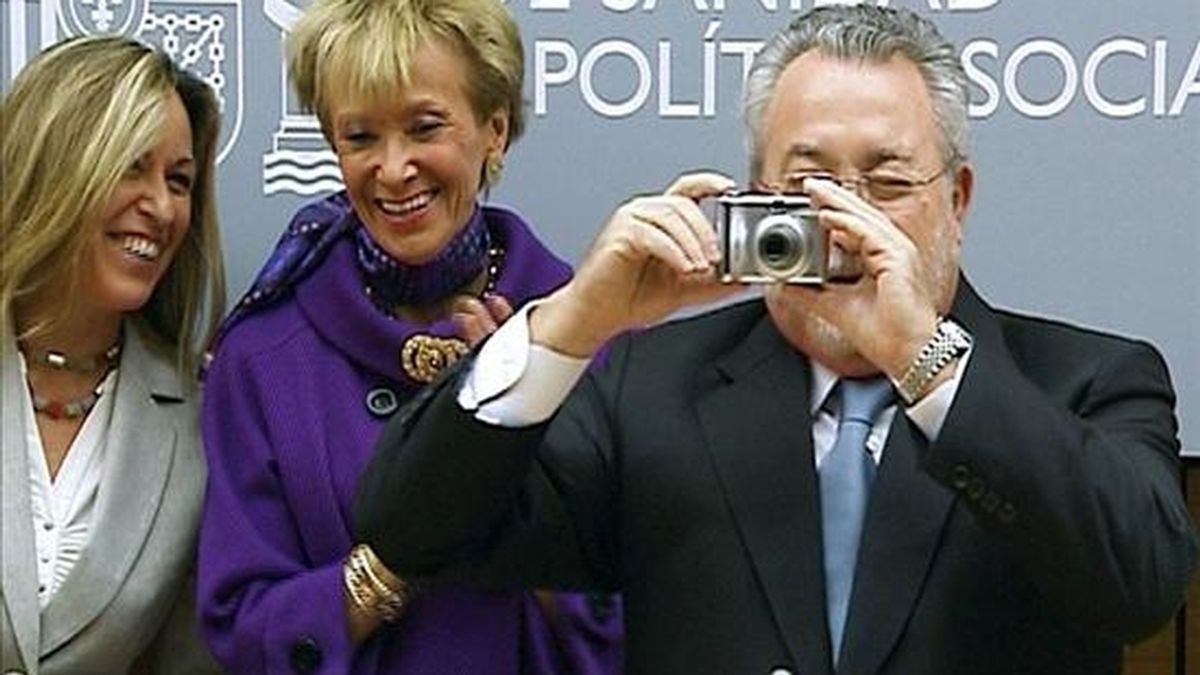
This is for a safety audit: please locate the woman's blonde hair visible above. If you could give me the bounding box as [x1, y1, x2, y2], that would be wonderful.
[287, 0, 525, 148]
[1, 35, 225, 374]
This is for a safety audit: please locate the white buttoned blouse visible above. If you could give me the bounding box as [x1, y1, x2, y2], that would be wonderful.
[16, 352, 118, 608]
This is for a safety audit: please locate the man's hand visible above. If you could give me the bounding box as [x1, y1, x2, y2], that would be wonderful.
[531, 172, 741, 357]
[774, 177, 950, 379]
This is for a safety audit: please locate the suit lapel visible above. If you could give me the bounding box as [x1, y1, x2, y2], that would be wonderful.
[696, 315, 834, 675]
[687, 278, 1002, 674]
[1, 335, 42, 671]
[836, 276, 1001, 675]
[948, 277, 1009, 369]
[39, 326, 182, 655]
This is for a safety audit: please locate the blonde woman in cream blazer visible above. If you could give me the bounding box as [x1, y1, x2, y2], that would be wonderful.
[0, 36, 224, 674]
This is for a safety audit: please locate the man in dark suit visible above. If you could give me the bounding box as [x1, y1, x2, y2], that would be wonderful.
[355, 6, 1199, 674]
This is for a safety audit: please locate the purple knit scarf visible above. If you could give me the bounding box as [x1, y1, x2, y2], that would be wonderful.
[354, 208, 490, 310]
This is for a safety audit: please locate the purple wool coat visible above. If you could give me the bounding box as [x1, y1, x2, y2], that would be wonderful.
[198, 196, 623, 674]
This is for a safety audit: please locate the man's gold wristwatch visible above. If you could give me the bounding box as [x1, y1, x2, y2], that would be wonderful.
[896, 318, 972, 405]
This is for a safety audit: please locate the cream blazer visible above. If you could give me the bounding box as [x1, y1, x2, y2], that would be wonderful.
[1, 324, 221, 675]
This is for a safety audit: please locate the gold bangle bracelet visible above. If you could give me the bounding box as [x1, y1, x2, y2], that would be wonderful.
[344, 544, 410, 622]
[346, 549, 400, 621]
[343, 556, 374, 613]
[358, 548, 402, 598]
[352, 548, 403, 610]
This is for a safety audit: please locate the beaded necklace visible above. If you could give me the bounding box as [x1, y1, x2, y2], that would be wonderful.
[21, 339, 122, 420]
[31, 375, 112, 420]
[20, 342, 121, 374]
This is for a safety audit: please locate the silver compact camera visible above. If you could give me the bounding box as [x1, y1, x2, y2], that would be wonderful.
[716, 191, 839, 284]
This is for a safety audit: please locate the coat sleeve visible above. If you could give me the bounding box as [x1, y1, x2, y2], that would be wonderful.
[924, 335, 1199, 642]
[355, 339, 628, 594]
[197, 347, 360, 675]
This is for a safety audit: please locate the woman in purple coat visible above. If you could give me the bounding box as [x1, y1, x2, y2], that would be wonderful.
[196, 1, 622, 673]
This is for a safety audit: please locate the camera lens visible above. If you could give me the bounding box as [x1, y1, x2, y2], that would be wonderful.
[755, 216, 809, 277]
[760, 229, 797, 264]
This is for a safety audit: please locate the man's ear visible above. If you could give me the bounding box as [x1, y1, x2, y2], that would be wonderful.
[950, 161, 974, 238]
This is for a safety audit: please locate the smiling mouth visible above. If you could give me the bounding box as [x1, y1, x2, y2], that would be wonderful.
[378, 190, 435, 218]
[117, 234, 163, 262]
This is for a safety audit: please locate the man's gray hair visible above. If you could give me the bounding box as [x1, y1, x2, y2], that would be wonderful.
[743, 5, 970, 180]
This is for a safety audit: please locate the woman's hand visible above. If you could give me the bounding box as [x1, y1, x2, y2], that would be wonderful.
[451, 293, 515, 347]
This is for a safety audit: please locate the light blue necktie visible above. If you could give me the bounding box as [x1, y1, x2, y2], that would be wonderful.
[819, 377, 894, 666]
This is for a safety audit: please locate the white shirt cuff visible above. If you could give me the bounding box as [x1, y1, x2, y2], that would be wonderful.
[457, 302, 590, 427]
[904, 346, 973, 441]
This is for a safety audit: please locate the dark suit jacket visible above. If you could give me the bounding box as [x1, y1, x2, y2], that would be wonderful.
[356, 279, 1198, 675]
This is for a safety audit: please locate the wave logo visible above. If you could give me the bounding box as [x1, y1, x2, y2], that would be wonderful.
[261, 0, 343, 195]
[261, 112, 343, 195]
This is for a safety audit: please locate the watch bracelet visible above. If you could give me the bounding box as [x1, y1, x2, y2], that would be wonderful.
[897, 318, 971, 405]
